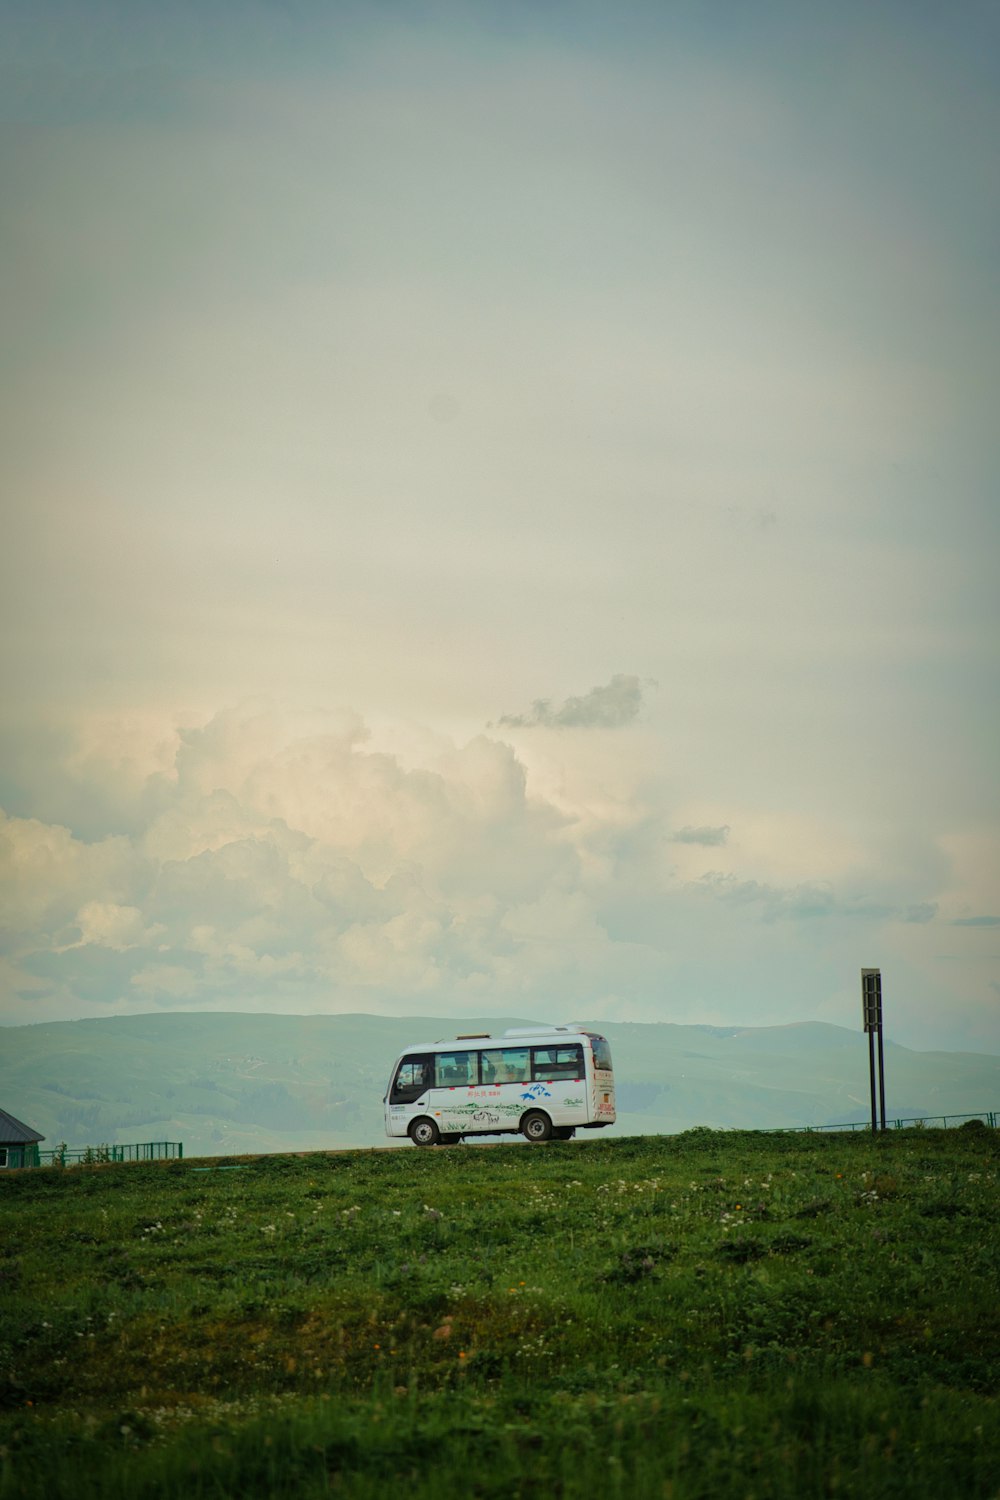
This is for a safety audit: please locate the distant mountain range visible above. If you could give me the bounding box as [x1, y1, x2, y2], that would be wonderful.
[1, 1012, 997, 1158]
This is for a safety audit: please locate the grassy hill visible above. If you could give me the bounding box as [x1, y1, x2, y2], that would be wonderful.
[1, 1011, 997, 1158]
[1, 1127, 997, 1497]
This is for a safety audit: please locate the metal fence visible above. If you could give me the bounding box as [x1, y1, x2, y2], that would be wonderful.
[764, 1112, 997, 1134]
[38, 1141, 183, 1166]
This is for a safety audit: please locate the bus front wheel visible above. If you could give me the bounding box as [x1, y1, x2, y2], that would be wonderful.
[409, 1117, 440, 1147]
[521, 1110, 553, 1143]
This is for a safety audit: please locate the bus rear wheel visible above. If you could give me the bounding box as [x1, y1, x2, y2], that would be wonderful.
[521, 1110, 553, 1143]
[409, 1117, 440, 1147]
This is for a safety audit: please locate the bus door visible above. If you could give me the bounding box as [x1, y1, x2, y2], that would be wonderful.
[389, 1055, 433, 1107]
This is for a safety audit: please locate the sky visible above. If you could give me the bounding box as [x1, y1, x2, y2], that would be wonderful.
[1, 0, 998, 1053]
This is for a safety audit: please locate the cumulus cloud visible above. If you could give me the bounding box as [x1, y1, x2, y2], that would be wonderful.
[497, 674, 647, 730]
[0, 701, 991, 1050]
[0, 810, 143, 939]
[67, 901, 163, 953]
[0, 705, 584, 1019]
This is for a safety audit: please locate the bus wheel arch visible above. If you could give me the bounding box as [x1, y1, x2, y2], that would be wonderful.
[409, 1117, 441, 1147]
[520, 1110, 553, 1143]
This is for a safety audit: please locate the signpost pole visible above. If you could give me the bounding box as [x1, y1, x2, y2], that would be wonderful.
[861, 969, 884, 1136]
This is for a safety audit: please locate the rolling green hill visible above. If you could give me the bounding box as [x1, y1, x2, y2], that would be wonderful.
[1, 1012, 996, 1158]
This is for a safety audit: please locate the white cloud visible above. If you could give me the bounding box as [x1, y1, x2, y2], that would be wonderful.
[1, 700, 995, 1052]
[69, 901, 162, 952]
[0, 811, 143, 937]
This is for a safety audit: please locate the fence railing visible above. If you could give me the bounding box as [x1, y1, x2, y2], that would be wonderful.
[39, 1141, 184, 1166]
[763, 1112, 997, 1134]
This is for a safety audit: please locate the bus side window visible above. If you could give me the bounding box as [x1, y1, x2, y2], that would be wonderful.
[434, 1051, 479, 1087]
[500, 1047, 530, 1083]
[532, 1044, 583, 1080]
[481, 1050, 503, 1082]
[481, 1048, 529, 1083]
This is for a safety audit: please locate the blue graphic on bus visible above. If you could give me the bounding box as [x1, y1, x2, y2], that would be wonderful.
[520, 1083, 552, 1101]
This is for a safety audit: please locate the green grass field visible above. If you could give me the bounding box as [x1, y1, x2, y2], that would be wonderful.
[1, 1127, 998, 1498]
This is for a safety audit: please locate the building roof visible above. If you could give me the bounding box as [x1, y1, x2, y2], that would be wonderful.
[0, 1109, 44, 1144]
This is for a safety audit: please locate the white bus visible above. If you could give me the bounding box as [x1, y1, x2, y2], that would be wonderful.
[383, 1025, 616, 1145]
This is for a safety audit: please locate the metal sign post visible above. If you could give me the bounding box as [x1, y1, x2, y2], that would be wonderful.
[861, 968, 885, 1133]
